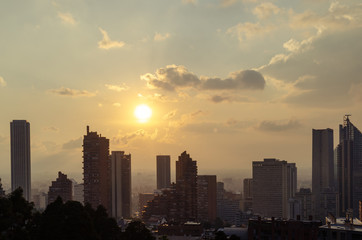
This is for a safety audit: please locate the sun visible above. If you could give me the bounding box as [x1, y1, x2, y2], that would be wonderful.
[134, 104, 152, 123]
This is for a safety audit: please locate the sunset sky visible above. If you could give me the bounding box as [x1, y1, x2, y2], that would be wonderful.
[1, 0, 362, 186]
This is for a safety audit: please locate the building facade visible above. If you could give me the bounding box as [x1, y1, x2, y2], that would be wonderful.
[252, 158, 290, 218]
[10, 120, 31, 201]
[73, 183, 84, 204]
[48, 171, 73, 203]
[0, 178, 5, 197]
[337, 116, 362, 217]
[83, 126, 111, 211]
[111, 151, 131, 219]
[312, 128, 335, 219]
[176, 151, 198, 222]
[197, 175, 217, 223]
[156, 155, 171, 190]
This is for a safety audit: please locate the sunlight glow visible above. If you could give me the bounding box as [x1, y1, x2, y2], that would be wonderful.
[134, 104, 152, 123]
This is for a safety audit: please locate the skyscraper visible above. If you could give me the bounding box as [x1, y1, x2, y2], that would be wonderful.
[156, 155, 171, 190]
[83, 126, 111, 211]
[197, 175, 217, 223]
[243, 178, 253, 212]
[10, 120, 31, 201]
[111, 151, 131, 219]
[312, 128, 335, 219]
[48, 171, 73, 204]
[337, 115, 362, 217]
[176, 151, 198, 222]
[0, 178, 5, 197]
[253, 158, 291, 218]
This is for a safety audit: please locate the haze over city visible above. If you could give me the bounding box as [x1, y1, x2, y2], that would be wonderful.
[1, 0, 362, 190]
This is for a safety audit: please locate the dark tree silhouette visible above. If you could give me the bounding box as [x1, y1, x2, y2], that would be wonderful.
[124, 220, 155, 240]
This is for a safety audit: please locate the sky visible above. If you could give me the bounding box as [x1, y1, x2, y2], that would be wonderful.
[1, 0, 362, 187]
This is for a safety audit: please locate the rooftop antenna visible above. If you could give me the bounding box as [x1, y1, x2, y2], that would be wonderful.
[344, 114, 351, 126]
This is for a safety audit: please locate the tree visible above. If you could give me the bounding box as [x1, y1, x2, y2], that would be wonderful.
[124, 220, 155, 240]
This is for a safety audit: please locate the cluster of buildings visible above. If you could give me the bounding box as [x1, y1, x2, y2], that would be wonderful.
[4, 115, 362, 239]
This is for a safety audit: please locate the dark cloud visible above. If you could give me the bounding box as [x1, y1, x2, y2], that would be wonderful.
[210, 95, 231, 103]
[257, 119, 302, 132]
[141, 65, 265, 92]
[63, 137, 82, 149]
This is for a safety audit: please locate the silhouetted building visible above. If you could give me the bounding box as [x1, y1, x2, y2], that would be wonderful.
[312, 128, 335, 220]
[217, 182, 242, 225]
[248, 217, 321, 240]
[157, 155, 171, 190]
[176, 151, 198, 222]
[253, 158, 296, 218]
[83, 126, 111, 211]
[10, 120, 31, 201]
[319, 215, 362, 240]
[158, 222, 203, 237]
[0, 178, 5, 197]
[243, 178, 253, 212]
[139, 193, 154, 212]
[295, 188, 313, 220]
[111, 151, 131, 219]
[197, 175, 217, 223]
[33, 192, 47, 210]
[337, 116, 362, 217]
[73, 183, 84, 204]
[48, 171, 73, 203]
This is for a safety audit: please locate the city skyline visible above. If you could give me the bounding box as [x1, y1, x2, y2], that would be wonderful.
[1, 0, 362, 187]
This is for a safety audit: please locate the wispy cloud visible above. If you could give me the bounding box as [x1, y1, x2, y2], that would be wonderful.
[48, 87, 97, 97]
[220, 0, 237, 7]
[227, 22, 275, 42]
[182, 0, 197, 5]
[0, 76, 6, 87]
[58, 12, 76, 25]
[98, 28, 125, 50]
[113, 103, 121, 107]
[112, 129, 158, 145]
[43, 126, 59, 132]
[105, 83, 129, 92]
[253, 3, 280, 19]
[154, 32, 170, 41]
[257, 119, 302, 132]
[63, 137, 82, 149]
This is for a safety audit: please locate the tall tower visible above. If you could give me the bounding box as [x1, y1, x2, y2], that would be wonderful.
[252, 158, 289, 218]
[111, 151, 131, 219]
[10, 120, 31, 201]
[176, 151, 198, 222]
[337, 115, 362, 217]
[197, 175, 217, 223]
[312, 128, 334, 219]
[157, 155, 171, 190]
[83, 126, 111, 211]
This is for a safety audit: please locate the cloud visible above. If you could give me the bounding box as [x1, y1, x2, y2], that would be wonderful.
[58, 12, 76, 25]
[220, 0, 237, 7]
[105, 84, 129, 92]
[182, 0, 197, 5]
[98, 28, 125, 50]
[142, 65, 265, 92]
[253, 3, 280, 19]
[43, 126, 59, 132]
[257, 119, 302, 132]
[63, 137, 82, 150]
[154, 32, 170, 41]
[163, 110, 177, 120]
[48, 87, 97, 97]
[289, 2, 362, 31]
[113, 103, 121, 107]
[112, 129, 158, 145]
[227, 22, 274, 42]
[168, 110, 206, 128]
[0, 76, 6, 87]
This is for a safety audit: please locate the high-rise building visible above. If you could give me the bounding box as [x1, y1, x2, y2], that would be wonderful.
[83, 126, 111, 211]
[253, 158, 293, 218]
[157, 155, 171, 190]
[197, 175, 217, 223]
[111, 151, 131, 219]
[0, 178, 5, 197]
[337, 116, 362, 217]
[312, 128, 335, 219]
[48, 171, 73, 204]
[243, 178, 253, 212]
[287, 163, 297, 199]
[176, 151, 198, 222]
[139, 193, 154, 212]
[295, 188, 313, 220]
[10, 120, 31, 201]
[217, 182, 242, 225]
[73, 183, 84, 204]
